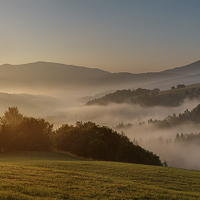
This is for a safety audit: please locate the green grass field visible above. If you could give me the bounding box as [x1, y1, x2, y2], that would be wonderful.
[0, 151, 200, 199]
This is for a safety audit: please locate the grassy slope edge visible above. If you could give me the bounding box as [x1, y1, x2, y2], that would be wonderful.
[0, 151, 199, 199]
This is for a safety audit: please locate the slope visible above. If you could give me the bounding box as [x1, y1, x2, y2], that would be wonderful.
[0, 152, 199, 199]
[0, 61, 110, 93]
[86, 83, 200, 107]
[162, 60, 200, 76]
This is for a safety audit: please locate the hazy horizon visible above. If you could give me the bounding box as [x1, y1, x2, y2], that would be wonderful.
[0, 59, 199, 74]
[0, 0, 200, 73]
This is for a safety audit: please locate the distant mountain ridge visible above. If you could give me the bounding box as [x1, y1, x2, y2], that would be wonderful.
[0, 60, 199, 94]
[0, 61, 110, 82]
[162, 60, 200, 76]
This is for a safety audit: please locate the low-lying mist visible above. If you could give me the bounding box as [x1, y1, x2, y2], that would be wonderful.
[124, 123, 200, 170]
[50, 98, 199, 126]
[46, 98, 200, 170]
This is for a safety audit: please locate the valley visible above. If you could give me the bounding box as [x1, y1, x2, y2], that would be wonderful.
[1, 60, 200, 170]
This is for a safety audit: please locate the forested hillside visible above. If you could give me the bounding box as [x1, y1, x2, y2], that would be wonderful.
[86, 83, 200, 107]
[116, 103, 200, 129]
[148, 103, 200, 128]
[0, 107, 162, 166]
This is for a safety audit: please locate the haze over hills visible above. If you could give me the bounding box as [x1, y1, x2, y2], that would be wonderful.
[0, 62, 110, 81]
[145, 73, 200, 90]
[0, 60, 199, 95]
[0, 62, 110, 94]
[162, 60, 200, 76]
[145, 60, 200, 90]
[0, 92, 63, 117]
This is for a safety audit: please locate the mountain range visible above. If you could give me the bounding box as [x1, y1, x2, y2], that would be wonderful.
[0, 60, 200, 95]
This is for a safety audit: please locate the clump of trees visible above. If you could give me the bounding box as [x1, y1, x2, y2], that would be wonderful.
[148, 104, 200, 128]
[0, 107, 53, 152]
[53, 121, 162, 165]
[114, 122, 133, 129]
[0, 107, 162, 166]
[171, 84, 186, 90]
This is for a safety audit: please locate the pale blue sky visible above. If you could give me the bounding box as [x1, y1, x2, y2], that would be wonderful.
[0, 0, 199, 73]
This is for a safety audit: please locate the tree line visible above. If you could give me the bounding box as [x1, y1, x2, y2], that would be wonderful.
[86, 88, 151, 105]
[148, 104, 200, 128]
[0, 107, 162, 166]
[86, 85, 200, 107]
[175, 133, 200, 145]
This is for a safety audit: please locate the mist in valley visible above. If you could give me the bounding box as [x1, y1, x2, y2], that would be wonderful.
[1, 79, 200, 171]
[38, 96, 200, 170]
[1, 60, 200, 170]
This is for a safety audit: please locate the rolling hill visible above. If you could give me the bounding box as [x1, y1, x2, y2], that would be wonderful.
[0, 151, 200, 199]
[0, 62, 110, 94]
[162, 60, 200, 75]
[86, 83, 200, 107]
[0, 60, 199, 94]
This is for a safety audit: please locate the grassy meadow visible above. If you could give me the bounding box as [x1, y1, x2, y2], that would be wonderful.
[0, 151, 199, 199]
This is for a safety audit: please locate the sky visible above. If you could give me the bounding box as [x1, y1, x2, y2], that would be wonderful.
[0, 0, 199, 73]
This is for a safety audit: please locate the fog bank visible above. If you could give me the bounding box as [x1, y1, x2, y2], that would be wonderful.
[47, 99, 200, 170]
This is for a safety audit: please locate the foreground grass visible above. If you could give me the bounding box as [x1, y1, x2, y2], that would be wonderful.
[0, 152, 199, 199]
